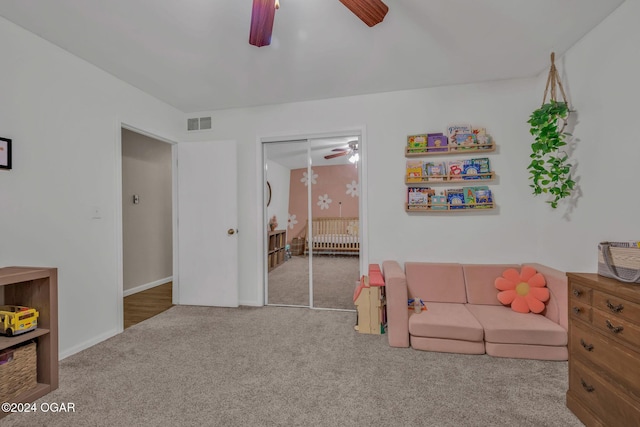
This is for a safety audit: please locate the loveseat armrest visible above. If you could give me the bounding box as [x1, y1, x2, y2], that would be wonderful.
[524, 263, 568, 331]
[382, 260, 409, 347]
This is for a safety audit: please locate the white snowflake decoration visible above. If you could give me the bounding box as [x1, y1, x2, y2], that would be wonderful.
[288, 213, 298, 229]
[300, 169, 318, 187]
[317, 194, 332, 210]
[346, 180, 359, 198]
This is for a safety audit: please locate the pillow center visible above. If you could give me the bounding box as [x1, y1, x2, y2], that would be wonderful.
[516, 282, 530, 296]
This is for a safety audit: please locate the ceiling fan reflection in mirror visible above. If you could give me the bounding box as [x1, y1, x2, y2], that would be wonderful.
[250, 0, 389, 47]
[324, 140, 359, 163]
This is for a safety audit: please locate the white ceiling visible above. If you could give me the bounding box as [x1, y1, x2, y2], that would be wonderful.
[0, 0, 624, 114]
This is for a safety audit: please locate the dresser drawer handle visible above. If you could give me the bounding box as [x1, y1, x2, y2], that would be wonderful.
[605, 320, 624, 334]
[606, 300, 624, 313]
[572, 307, 582, 315]
[580, 379, 595, 393]
[573, 289, 582, 297]
[580, 339, 594, 351]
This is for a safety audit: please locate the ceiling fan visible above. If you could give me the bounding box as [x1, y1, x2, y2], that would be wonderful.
[324, 140, 359, 163]
[250, 0, 389, 47]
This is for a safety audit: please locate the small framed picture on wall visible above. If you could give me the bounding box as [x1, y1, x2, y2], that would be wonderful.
[0, 137, 11, 170]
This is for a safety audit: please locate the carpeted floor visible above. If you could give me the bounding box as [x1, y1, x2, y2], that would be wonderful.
[267, 255, 359, 309]
[3, 305, 582, 427]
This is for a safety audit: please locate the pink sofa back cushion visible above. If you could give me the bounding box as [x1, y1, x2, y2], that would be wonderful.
[463, 264, 522, 306]
[405, 262, 467, 303]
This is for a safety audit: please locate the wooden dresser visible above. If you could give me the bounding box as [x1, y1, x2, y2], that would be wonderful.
[566, 273, 640, 427]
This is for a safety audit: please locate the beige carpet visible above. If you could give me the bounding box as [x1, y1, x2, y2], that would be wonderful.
[3, 305, 582, 427]
[267, 255, 359, 309]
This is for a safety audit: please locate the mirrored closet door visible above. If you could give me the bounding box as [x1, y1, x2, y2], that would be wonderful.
[310, 138, 361, 310]
[264, 136, 361, 310]
[264, 140, 310, 307]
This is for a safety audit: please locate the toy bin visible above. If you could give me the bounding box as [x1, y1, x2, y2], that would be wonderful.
[291, 238, 305, 256]
[0, 341, 37, 402]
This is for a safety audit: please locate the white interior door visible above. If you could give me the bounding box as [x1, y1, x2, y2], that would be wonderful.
[177, 140, 238, 307]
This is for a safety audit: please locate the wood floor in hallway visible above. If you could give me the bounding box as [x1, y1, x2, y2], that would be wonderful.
[124, 282, 173, 329]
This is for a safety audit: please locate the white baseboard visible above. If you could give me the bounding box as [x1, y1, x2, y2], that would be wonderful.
[239, 299, 263, 307]
[123, 276, 173, 297]
[59, 327, 120, 360]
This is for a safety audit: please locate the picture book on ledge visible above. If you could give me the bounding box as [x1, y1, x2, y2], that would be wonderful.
[462, 186, 493, 209]
[406, 160, 424, 182]
[461, 158, 491, 179]
[447, 124, 472, 151]
[408, 187, 434, 206]
[431, 194, 447, 210]
[447, 124, 493, 151]
[427, 134, 448, 152]
[425, 161, 446, 181]
[407, 134, 427, 152]
[446, 188, 465, 209]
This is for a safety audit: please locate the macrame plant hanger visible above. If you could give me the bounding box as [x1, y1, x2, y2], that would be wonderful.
[542, 52, 569, 107]
[528, 52, 575, 209]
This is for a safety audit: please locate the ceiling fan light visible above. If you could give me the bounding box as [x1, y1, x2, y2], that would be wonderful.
[349, 152, 360, 163]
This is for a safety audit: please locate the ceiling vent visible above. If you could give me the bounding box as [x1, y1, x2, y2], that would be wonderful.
[187, 117, 212, 131]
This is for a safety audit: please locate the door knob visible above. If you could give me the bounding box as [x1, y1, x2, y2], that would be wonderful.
[227, 228, 236, 235]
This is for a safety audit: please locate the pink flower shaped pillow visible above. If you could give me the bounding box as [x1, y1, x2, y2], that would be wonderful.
[495, 266, 549, 314]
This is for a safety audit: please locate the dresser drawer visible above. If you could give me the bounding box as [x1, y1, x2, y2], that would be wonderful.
[570, 299, 592, 323]
[570, 359, 640, 427]
[570, 282, 592, 303]
[570, 322, 640, 401]
[592, 308, 640, 352]
[593, 290, 640, 325]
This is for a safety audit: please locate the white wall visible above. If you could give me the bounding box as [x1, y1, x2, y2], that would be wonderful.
[0, 17, 183, 357]
[185, 77, 541, 305]
[532, 0, 640, 272]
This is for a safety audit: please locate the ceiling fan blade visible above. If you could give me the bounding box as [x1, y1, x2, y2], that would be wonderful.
[249, 0, 277, 47]
[324, 151, 349, 159]
[332, 147, 349, 152]
[339, 0, 388, 27]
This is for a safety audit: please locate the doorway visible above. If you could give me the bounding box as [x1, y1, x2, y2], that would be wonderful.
[121, 128, 174, 326]
[263, 132, 366, 310]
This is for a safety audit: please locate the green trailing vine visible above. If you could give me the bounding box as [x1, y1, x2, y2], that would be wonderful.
[527, 101, 575, 208]
[527, 53, 575, 209]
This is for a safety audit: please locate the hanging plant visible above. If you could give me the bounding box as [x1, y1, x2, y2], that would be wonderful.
[527, 53, 575, 208]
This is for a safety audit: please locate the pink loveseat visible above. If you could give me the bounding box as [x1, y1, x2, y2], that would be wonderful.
[382, 261, 568, 360]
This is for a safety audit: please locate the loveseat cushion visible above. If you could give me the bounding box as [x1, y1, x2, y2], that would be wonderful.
[411, 336, 486, 355]
[409, 302, 484, 342]
[466, 304, 567, 346]
[463, 264, 521, 305]
[405, 262, 467, 303]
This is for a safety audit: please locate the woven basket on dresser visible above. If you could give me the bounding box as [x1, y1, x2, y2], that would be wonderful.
[598, 241, 640, 283]
[0, 341, 37, 402]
